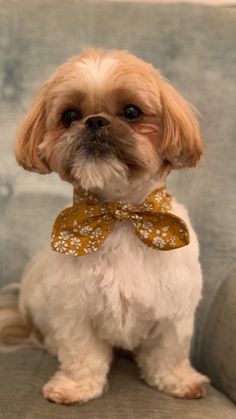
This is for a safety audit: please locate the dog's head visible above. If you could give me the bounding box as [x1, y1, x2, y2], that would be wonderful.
[16, 49, 202, 197]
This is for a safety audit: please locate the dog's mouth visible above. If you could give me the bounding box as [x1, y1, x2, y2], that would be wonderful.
[75, 124, 147, 173]
[79, 130, 112, 158]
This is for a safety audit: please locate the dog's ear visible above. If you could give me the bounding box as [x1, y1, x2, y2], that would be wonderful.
[15, 87, 51, 173]
[159, 78, 203, 168]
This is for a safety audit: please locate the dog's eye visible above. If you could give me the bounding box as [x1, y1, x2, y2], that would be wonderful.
[122, 105, 143, 121]
[61, 109, 81, 128]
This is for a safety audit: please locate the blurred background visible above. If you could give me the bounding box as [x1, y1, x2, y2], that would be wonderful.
[0, 1, 236, 417]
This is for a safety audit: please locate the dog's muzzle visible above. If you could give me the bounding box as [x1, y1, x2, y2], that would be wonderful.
[80, 117, 113, 157]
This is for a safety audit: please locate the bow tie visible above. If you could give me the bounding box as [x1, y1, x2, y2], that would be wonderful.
[51, 186, 190, 256]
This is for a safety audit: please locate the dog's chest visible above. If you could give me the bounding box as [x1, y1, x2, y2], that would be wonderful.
[85, 222, 162, 349]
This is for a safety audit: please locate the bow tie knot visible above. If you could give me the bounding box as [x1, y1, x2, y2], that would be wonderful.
[51, 186, 190, 256]
[107, 202, 135, 221]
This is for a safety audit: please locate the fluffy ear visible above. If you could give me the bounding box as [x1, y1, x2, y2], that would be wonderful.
[15, 88, 51, 173]
[159, 78, 203, 168]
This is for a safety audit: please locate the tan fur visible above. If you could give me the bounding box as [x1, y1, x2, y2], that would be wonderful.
[158, 76, 203, 168]
[15, 49, 202, 177]
[0, 286, 43, 350]
[15, 87, 51, 174]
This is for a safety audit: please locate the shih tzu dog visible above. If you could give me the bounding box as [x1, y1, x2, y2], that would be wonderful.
[0, 48, 209, 404]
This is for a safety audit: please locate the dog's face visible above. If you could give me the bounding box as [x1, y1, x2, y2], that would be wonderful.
[16, 49, 203, 196]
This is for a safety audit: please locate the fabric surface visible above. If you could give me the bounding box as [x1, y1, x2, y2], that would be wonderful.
[0, 351, 235, 419]
[51, 186, 189, 255]
[201, 264, 236, 404]
[0, 0, 236, 410]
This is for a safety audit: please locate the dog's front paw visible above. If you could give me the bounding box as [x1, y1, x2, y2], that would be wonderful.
[43, 371, 106, 405]
[165, 371, 209, 399]
[155, 360, 209, 399]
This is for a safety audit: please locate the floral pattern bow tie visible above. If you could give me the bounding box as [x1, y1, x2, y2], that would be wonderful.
[51, 186, 190, 256]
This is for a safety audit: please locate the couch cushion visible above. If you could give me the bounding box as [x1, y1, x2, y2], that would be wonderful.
[201, 263, 236, 404]
[0, 352, 235, 419]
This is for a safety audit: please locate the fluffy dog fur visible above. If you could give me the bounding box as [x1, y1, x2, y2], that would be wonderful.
[0, 49, 208, 404]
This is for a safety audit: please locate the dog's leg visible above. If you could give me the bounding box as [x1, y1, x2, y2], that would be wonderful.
[43, 327, 112, 405]
[136, 317, 209, 399]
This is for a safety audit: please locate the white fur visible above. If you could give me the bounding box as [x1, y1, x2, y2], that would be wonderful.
[76, 56, 117, 85]
[18, 181, 208, 404]
[71, 156, 129, 193]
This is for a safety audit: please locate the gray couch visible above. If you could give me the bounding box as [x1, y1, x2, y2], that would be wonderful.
[0, 1, 236, 417]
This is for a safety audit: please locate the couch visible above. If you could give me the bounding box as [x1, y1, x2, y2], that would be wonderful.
[0, 1, 236, 417]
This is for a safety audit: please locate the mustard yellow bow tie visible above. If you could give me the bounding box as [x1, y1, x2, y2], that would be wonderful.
[51, 186, 190, 256]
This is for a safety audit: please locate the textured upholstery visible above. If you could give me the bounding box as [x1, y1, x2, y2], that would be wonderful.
[201, 263, 236, 404]
[0, 0, 236, 415]
[0, 352, 236, 419]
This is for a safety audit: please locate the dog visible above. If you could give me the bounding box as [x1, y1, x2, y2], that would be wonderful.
[0, 48, 209, 405]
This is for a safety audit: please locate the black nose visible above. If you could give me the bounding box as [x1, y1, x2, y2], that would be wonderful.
[86, 116, 110, 130]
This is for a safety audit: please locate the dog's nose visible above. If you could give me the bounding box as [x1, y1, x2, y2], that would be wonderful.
[85, 116, 110, 130]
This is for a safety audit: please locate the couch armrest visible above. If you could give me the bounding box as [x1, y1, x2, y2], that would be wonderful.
[200, 264, 236, 403]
